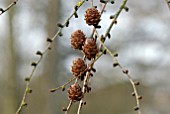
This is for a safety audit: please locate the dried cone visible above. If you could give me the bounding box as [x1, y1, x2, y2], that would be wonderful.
[71, 58, 87, 80]
[68, 83, 83, 102]
[71, 30, 86, 50]
[84, 8, 101, 26]
[82, 38, 99, 60]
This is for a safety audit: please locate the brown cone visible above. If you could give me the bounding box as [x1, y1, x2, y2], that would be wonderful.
[82, 38, 99, 60]
[68, 83, 83, 102]
[84, 8, 101, 26]
[71, 58, 87, 80]
[71, 30, 86, 50]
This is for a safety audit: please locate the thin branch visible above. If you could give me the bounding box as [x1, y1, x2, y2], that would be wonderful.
[15, 1, 85, 114]
[65, 100, 73, 114]
[77, 59, 95, 114]
[0, 0, 18, 15]
[100, 39, 141, 114]
[49, 78, 76, 92]
[104, 0, 128, 38]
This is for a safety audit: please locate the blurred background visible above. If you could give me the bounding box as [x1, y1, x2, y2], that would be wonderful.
[0, 0, 170, 114]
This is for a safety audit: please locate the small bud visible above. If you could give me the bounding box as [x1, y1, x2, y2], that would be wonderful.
[84, 84, 88, 87]
[62, 86, 65, 91]
[58, 32, 63, 37]
[27, 88, 32, 93]
[74, 12, 78, 18]
[100, 0, 106, 3]
[66, 21, 69, 27]
[36, 50, 43, 56]
[47, 38, 53, 43]
[88, 87, 91, 91]
[31, 62, 37, 67]
[22, 102, 27, 107]
[74, 5, 78, 11]
[114, 53, 118, 57]
[48, 47, 52, 50]
[92, 68, 96, 72]
[95, 34, 98, 39]
[107, 33, 111, 39]
[95, 25, 101, 29]
[103, 49, 107, 54]
[134, 81, 140, 86]
[110, 0, 115, 4]
[57, 23, 64, 28]
[131, 92, 135, 96]
[113, 63, 119, 67]
[138, 95, 142, 100]
[100, 35, 105, 42]
[83, 101, 86, 105]
[25, 77, 30, 82]
[62, 107, 67, 111]
[89, 72, 93, 77]
[124, 6, 129, 12]
[110, 15, 115, 19]
[123, 69, 129, 74]
[49, 89, 56, 92]
[114, 20, 117, 24]
[0, 8, 4, 13]
[134, 106, 139, 111]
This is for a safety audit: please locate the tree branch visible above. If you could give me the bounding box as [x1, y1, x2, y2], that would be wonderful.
[15, 1, 85, 114]
[0, 0, 18, 15]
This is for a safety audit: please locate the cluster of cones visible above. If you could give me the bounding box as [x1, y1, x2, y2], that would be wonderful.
[67, 7, 101, 102]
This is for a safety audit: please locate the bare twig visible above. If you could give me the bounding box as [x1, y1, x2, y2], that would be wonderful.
[65, 100, 73, 114]
[49, 78, 76, 92]
[15, 1, 85, 114]
[0, 0, 18, 15]
[99, 0, 128, 50]
[100, 39, 141, 114]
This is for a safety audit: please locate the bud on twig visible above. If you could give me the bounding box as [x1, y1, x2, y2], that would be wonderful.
[124, 6, 129, 12]
[123, 69, 129, 74]
[110, 0, 115, 4]
[62, 107, 67, 111]
[113, 63, 119, 67]
[47, 38, 53, 43]
[131, 92, 135, 96]
[138, 95, 142, 100]
[66, 21, 69, 27]
[57, 23, 64, 28]
[134, 81, 140, 86]
[134, 106, 139, 111]
[25, 77, 30, 82]
[31, 62, 37, 67]
[36, 50, 43, 56]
